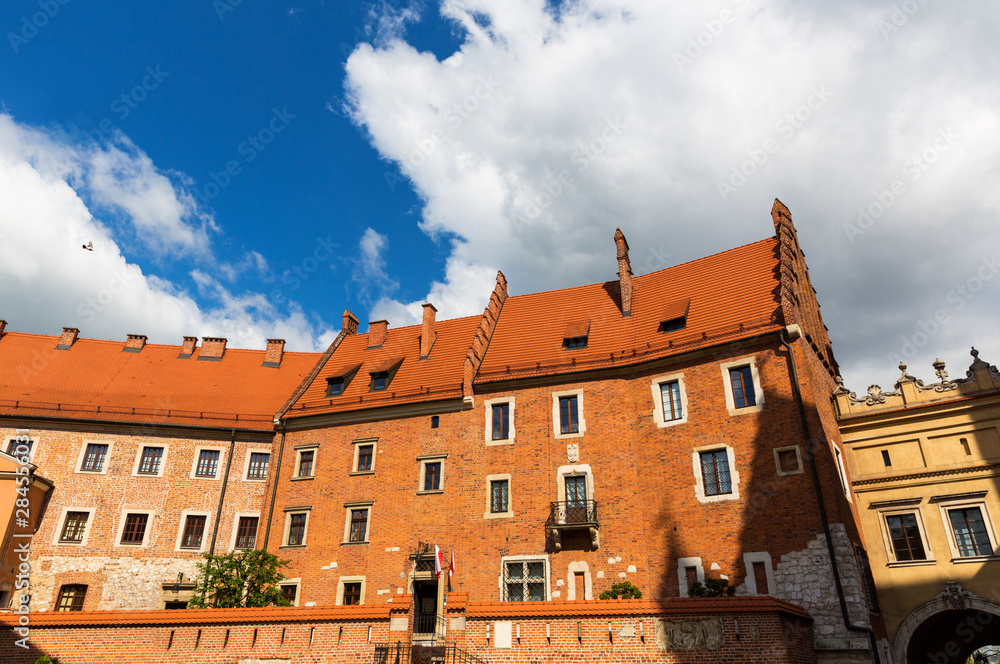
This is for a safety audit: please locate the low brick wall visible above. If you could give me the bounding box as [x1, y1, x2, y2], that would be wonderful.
[0, 597, 815, 664]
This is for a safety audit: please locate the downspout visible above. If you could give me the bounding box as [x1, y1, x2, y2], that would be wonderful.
[201, 429, 236, 604]
[779, 328, 880, 664]
[262, 420, 287, 549]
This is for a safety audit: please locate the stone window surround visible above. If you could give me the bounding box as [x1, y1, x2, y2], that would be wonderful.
[228, 511, 261, 551]
[279, 577, 301, 607]
[484, 396, 516, 445]
[417, 454, 448, 494]
[551, 389, 586, 439]
[351, 437, 378, 475]
[677, 556, 704, 597]
[242, 447, 271, 482]
[336, 575, 367, 605]
[51, 506, 97, 547]
[935, 496, 1000, 562]
[292, 443, 318, 480]
[650, 372, 689, 428]
[498, 554, 550, 601]
[131, 444, 169, 478]
[832, 444, 853, 503]
[719, 357, 765, 416]
[873, 503, 935, 566]
[281, 506, 312, 548]
[484, 473, 513, 519]
[74, 439, 113, 475]
[555, 464, 594, 505]
[343, 501, 374, 544]
[114, 509, 157, 548]
[691, 444, 741, 504]
[174, 510, 212, 553]
[742, 552, 777, 595]
[189, 445, 226, 480]
[565, 561, 593, 601]
[773, 445, 804, 476]
[5, 433, 39, 464]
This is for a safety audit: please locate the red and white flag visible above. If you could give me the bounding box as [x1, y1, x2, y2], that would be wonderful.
[449, 549, 456, 578]
[434, 544, 444, 578]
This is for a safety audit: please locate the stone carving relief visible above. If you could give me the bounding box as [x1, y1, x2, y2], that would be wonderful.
[567, 444, 579, 463]
[936, 581, 974, 611]
[848, 384, 898, 406]
[655, 618, 724, 651]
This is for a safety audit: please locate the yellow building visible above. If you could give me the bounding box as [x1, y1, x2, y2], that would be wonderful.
[835, 348, 1000, 664]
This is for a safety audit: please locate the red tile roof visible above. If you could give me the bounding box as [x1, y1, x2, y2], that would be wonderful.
[466, 596, 812, 620]
[476, 238, 783, 382]
[0, 333, 321, 430]
[0, 604, 391, 627]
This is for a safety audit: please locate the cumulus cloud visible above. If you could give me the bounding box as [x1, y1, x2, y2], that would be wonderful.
[344, 0, 1000, 387]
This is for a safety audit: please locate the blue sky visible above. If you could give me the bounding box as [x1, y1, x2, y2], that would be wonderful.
[1, 0, 999, 390]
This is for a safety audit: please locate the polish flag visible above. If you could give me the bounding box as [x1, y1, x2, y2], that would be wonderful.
[449, 550, 456, 578]
[434, 544, 444, 578]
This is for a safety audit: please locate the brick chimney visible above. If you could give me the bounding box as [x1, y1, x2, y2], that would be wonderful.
[199, 337, 227, 361]
[0, 320, 6, 337]
[263, 338, 285, 368]
[56, 327, 79, 350]
[179, 336, 198, 358]
[368, 320, 388, 348]
[342, 309, 359, 336]
[123, 334, 147, 353]
[420, 303, 437, 359]
[614, 228, 633, 317]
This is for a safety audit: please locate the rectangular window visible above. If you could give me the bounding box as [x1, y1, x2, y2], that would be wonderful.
[563, 336, 587, 349]
[357, 445, 373, 472]
[491, 479, 509, 513]
[281, 584, 297, 605]
[492, 403, 510, 440]
[288, 513, 307, 546]
[559, 396, 579, 434]
[504, 560, 546, 601]
[195, 450, 220, 477]
[60, 512, 89, 543]
[565, 475, 587, 506]
[343, 582, 362, 605]
[948, 507, 993, 557]
[886, 513, 927, 561]
[700, 450, 732, 496]
[235, 516, 258, 549]
[752, 562, 769, 595]
[55, 584, 87, 611]
[137, 447, 163, 475]
[424, 462, 441, 491]
[326, 377, 345, 396]
[660, 381, 683, 421]
[181, 515, 206, 549]
[728, 367, 757, 408]
[247, 452, 270, 479]
[298, 450, 314, 477]
[6, 438, 32, 457]
[371, 372, 388, 391]
[350, 508, 368, 542]
[80, 443, 108, 472]
[120, 513, 149, 545]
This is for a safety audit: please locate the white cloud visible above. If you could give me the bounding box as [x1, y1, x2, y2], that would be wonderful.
[344, 0, 1000, 388]
[351, 227, 401, 308]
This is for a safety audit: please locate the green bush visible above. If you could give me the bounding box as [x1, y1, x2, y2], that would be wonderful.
[599, 581, 643, 600]
[34, 656, 59, 664]
[687, 578, 736, 597]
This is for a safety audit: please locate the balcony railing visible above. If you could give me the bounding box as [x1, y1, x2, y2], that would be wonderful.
[412, 613, 446, 639]
[546, 500, 600, 551]
[374, 642, 487, 664]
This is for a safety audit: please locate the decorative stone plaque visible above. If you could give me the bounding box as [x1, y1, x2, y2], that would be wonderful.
[567, 444, 579, 462]
[655, 618, 724, 651]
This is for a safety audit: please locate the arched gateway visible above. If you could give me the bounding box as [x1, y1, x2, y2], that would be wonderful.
[894, 582, 1000, 664]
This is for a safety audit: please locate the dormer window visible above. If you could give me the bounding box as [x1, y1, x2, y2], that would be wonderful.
[368, 357, 403, 393]
[324, 363, 361, 397]
[658, 317, 686, 333]
[658, 299, 690, 333]
[371, 372, 388, 391]
[563, 320, 590, 350]
[327, 378, 345, 396]
[564, 337, 587, 349]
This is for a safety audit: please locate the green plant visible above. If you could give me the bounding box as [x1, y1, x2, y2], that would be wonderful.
[188, 548, 291, 608]
[599, 581, 643, 600]
[34, 657, 59, 664]
[687, 578, 736, 597]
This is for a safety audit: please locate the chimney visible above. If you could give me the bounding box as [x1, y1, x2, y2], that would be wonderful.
[368, 320, 388, 348]
[614, 228, 633, 317]
[123, 334, 147, 353]
[342, 309, 359, 336]
[420, 303, 438, 359]
[199, 336, 228, 361]
[0, 320, 6, 337]
[179, 336, 198, 358]
[263, 338, 285, 368]
[56, 327, 80, 350]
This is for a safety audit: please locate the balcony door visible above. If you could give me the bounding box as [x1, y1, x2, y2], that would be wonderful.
[565, 475, 587, 522]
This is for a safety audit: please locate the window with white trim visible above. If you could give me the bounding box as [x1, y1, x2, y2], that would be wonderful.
[879, 508, 932, 563]
[293, 444, 318, 479]
[501, 556, 549, 601]
[132, 445, 168, 477]
[485, 474, 513, 519]
[484, 397, 515, 444]
[551, 389, 586, 439]
[282, 508, 311, 547]
[719, 358, 765, 415]
[650, 373, 688, 428]
[175, 510, 211, 553]
[352, 438, 377, 474]
[279, 578, 301, 606]
[229, 513, 260, 550]
[191, 447, 224, 479]
[418, 454, 447, 493]
[936, 495, 999, 560]
[76, 440, 111, 474]
[243, 449, 270, 481]
[343, 501, 373, 544]
[692, 445, 741, 503]
[53, 507, 96, 546]
[677, 557, 704, 597]
[115, 510, 156, 547]
[337, 576, 366, 605]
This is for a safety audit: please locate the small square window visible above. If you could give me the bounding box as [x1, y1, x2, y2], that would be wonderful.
[195, 450, 220, 478]
[349, 508, 368, 542]
[137, 447, 164, 475]
[343, 582, 362, 605]
[728, 367, 757, 408]
[60, 511, 89, 543]
[298, 450, 315, 477]
[121, 513, 149, 545]
[80, 443, 108, 472]
[181, 515, 207, 550]
[559, 396, 579, 434]
[235, 516, 259, 549]
[699, 450, 732, 496]
[247, 452, 270, 480]
[491, 479, 509, 513]
[55, 584, 87, 611]
[492, 403, 510, 440]
[287, 513, 307, 546]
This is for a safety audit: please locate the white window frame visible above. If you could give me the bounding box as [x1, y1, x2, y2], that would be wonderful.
[189, 446, 226, 480]
[281, 507, 312, 548]
[650, 372, 689, 428]
[555, 464, 594, 504]
[229, 512, 261, 551]
[876, 505, 935, 566]
[131, 444, 169, 478]
[417, 454, 447, 494]
[292, 444, 318, 480]
[742, 552, 777, 595]
[174, 510, 212, 553]
[343, 501, 374, 544]
[499, 555, 550, 601]
[719, 357, 765, 415]
[551, 389, 586, 439]
[51, 507, 97, 547]
[833, 444, 853, 503]
[484, 397, 516, 445]
[242, 447, 272, 482]
[936, 497, 1000, 562]
[351, 438, 377, 475]
[336, 575, 367, 605]
[484, 473, 513, 519]
[279, 578, 301, 607]
[692, 444, 741, 503]
[677, 556, 704, 597]
[75, 439, 113, 475]
[773, 445, 803, 476]
[114, 509, 157, 548]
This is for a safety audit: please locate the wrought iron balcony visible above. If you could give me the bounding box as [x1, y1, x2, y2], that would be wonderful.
[546, 500, 600, 550]
[374, 642, 486, 664]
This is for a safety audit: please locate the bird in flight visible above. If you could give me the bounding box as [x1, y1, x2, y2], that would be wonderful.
[82, 241, 93, 251]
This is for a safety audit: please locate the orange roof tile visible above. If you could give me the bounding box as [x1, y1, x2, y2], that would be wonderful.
[0, 333, 321, 430]
[465, 596, 812, 620]
[0, 604, 391, 627]
[476, 238, 783, 382]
